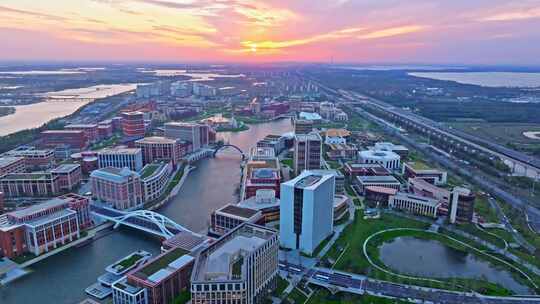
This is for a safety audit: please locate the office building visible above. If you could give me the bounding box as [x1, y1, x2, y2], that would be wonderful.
[50, 164, 82, 191]
[389, 192, 441, 218]
[245, 168, 281, 199]
[98, 147, 144, 171]
[191, 223, 278, 304]
[293, 119, 313, 135]
[0, 173, 60, 197]
[65, 124, 99, 143]
[210, 204, 263, 236]
[122, 111, 146, 138]
[0, 195, 90, 258]
[113, 248, 194, 304]
[164, 122, 209, 151]
[333, 194, 349, 222]
[41, 130, 88, 150]
[325, 143, 357, 161]
[403, 162, 447, 186]
[135, 137, 189, 166]
[140, 162, 173, 203]
[359, 149, 400, 171]
[5, 146, 55, 169]
[308, 169, 344, 193]
[90, 167, 143, 210]
[280, 171, 334, 255]
[356, 175, 401, 194]
[293, 133, 322, 175]
[364, 186, 398, 207]
[256, 135, 286, 155]
[0, 157, 25, 176]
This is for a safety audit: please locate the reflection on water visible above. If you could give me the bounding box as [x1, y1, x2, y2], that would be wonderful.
[409, 72, 540, 88]
[379, 236, 531, 294]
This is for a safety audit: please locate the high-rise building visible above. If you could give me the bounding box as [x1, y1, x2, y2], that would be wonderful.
[97, 147, 144, 171]
[280, 171, 335, 255]
[90, 167, 143, 210]
[293, 132, 322, 175]
[121, 111, 146, 138]
[191, 223, 278, 304]
[164, 122, 208, 151]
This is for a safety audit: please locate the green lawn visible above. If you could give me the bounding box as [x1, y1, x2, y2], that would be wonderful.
[474, 195, 499, 223]
[287, 287, 308, 304]
[323, 211, 429, 275]
[281, 158, 293, 168]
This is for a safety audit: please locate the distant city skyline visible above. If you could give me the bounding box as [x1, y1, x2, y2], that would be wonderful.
[1, 0, 540, 64]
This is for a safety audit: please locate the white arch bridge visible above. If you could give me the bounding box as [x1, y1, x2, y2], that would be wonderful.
[92, 206, 192, 238]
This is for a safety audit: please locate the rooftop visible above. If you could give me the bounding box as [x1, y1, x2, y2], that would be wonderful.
[299, 112, 322, 121]
[325, 129, 351, 138]
[216, 204, 260, 219]
[357, 175, 400, 183]
[0, 172, 51, 181]
[365, 186, 399, 195]
[135, 136, 177, 145]
[51, 163, 80, 173]
[295, 132, 321, 141]
[7, 197, 67, 219]
[65, 124, 98, 129]
[0, 156, 24, 168]
[98, 146, 141, 155]
[90, 167, 139, 182]
[133, 247, 192, 282]
[140, 163, 161, 179]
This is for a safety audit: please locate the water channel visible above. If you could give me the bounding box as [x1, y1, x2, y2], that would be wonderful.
[0, 119, 292, 304]
[378, 236, 532, 295]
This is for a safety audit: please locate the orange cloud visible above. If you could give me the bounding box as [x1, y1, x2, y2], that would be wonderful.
[357, 25, 426, 39]
[480, 7, 540, 22]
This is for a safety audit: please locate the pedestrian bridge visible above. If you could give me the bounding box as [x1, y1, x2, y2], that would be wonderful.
[213, 144, 245, 160]
[92, 206, 191, 238]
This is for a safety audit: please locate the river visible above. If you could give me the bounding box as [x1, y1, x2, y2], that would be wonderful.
[0, 119, 292, 304]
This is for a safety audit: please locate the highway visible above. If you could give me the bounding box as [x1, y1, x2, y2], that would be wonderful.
[279, 261, 540, 303]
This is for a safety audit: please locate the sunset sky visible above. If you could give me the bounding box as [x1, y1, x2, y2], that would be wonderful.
[1, 0, 540, 64]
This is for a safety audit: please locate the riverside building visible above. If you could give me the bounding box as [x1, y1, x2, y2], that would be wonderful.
[97, 147, 144, 171]
[90, 167, 143, 210]
[191, 223, 279, 304]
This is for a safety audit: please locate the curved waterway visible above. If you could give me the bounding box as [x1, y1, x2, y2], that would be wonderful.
[0, 119, 292, 304]
[379, 236, 532, 295]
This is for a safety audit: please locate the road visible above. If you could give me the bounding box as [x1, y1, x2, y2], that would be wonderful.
[279, 261, 540, 304]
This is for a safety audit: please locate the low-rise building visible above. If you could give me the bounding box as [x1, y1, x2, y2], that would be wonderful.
[326, 143, 357, 161]
[191, 223, 279, 304]
[0, 196, 90, 258]
[237, 189, 280, 224]
[65, 124, 99, 143]
[356, 175, 401, 194]
[403, 162, 447, 186]
[5, 147, 55, 169]
[98, 147, 144, 171]
[358, 150, 401, 171]
[308, 169, 344, 193]
[113, 248, 195, 304]
[343, 162, 390, 178]
[41, 130, 88, 150]
[136, 136, 191, 166]
[244, 168, 281, 199]
[364, 186, 398, 207]
[210, 204, 263, 236]
[293, 119, 313, 135]
[389, 192, 441, 218]
[333, 194, 349, 222]
[0, 173, 60, 197]
[90, 167, 143, 210]
[256, 135, 286, 155]
[51, 164, 82, 191]
[140, 162, 173, 203]
[372, 142, 409, 158]
[0, 157, 25, 176]
[409, 177, 450, 205]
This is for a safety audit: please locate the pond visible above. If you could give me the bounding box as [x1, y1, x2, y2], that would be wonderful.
[378, 236, 532, 294]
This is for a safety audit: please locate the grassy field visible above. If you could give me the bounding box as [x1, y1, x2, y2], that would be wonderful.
[287, 287, 308, 304]
[450, 122, 540, 155]
[474, 195, 499, 223]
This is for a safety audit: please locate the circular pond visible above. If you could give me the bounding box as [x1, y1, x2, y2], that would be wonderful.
[378, 236, 531, 294]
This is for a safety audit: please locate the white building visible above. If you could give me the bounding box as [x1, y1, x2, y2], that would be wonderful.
[358, 150, 401, 171]
[389, 192, 441, 218]
[280, 171, 335, 255]
[164, 122, 209, 151]
[191, 223, 278, 304]
[97, 147, 143, 171]
[324, 135, 346, 145]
